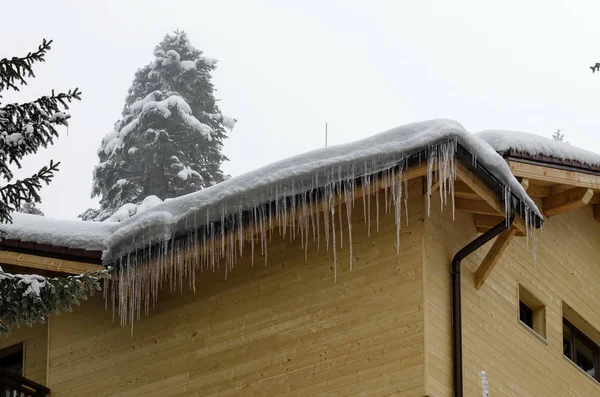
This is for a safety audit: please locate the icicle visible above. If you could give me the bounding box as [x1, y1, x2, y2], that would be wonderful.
[384, 169, 389, 215]
[331, 191, 337, 283]
[345, 180, 354, 271]
[367, 174, 371, 237]
[404, 178, 409, 227]
[316, 189, 321, 250]
[375, 174, 380, 232]
[338, 181, 344, 249]
[322, 187, 330, 251]
[310, 189, 316, 242]
[291, 181, 296, 241]
[362, 175, 367, 222]
[426, 147, 436, 217]
[283, 194, 287, 238]
[251, 208, 255, 266]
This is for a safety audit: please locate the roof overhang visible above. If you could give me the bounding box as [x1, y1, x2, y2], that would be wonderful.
[502, 151, 600, 222]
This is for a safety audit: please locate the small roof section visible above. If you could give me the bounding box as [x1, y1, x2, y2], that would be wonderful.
[478, 130, 600, 173]
[1, 119, 542, 264]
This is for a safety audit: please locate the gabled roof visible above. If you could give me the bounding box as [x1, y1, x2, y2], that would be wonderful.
[1, 119, 542, 265]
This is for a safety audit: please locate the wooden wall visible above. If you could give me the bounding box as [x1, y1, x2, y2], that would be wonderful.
[46, 179, 428, 396]
[0, 321, 48, 386]
[424, 194, 600, 396]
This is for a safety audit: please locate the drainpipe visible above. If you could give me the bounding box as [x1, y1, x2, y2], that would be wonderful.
[451, 213, 514, 397]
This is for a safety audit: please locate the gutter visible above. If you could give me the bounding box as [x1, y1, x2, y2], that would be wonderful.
[451, 213, 515, 397]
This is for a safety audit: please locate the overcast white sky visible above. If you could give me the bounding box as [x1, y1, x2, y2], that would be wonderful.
[3, 0, 600, 220]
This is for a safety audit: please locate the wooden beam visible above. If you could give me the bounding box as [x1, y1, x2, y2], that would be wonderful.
[454, 181, 480, 200]
[474, 215, 525, 236]
[594, 205, 600, 223]
[526, 184, 552, 198]
[0, 250, 103, 274]
[520, 178, 530, 191]
[543, 188, 594, 217]
[474, 227, 517, 289]
[456, 162, 527, 233]
[455, 199, 498, 216]
[509, 161, 600, 190]
[473, 214, 505, 229]
[550, 184, 576, 196]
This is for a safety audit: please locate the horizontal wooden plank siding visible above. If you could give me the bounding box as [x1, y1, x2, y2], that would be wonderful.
[47, 180, 427, 396]
[0, 322, 48, 386]
[424, 194, 600, 396]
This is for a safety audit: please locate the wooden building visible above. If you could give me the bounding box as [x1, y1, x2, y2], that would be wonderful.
[1, 120, 599, 396]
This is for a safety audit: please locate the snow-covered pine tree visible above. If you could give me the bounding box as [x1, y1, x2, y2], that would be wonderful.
[85, 30, 235, 221]
[552, 129, 564, 141]
[20, 202, 44, 216]
[0, 39, 81, 224]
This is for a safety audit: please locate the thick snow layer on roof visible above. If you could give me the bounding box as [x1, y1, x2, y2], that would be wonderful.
[478, 130, 600, 167]
[0, 213, 116, 251]
[0, 119, 540, 263]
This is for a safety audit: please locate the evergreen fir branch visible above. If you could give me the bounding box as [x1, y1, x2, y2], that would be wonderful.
[0, 160, 59, 223]
[0, 88, 81, 181]
[0, 39, 53, 94]
[0, 266, 111, 334]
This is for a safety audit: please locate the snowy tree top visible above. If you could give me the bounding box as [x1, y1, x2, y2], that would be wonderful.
[478, 129, 600, 167]
[2, 119, 544, 263]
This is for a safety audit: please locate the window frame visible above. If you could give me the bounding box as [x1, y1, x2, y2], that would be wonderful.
[0, 343, 24, 376]
[564, 318, 600, 381]
[518, 284, 546, 339]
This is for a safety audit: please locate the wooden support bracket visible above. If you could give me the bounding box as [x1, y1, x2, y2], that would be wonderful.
[474, 226, 517, 289]
[455, 163, 527, 234]
[543, 188, 594, 217]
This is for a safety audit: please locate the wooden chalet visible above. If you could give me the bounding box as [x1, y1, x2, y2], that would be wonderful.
[0, 120, 599, 396]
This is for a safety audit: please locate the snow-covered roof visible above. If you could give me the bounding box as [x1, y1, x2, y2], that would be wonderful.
[0, 213, 115, 252]
[478, 130, 600, 169]
[0, 119, 542, 264]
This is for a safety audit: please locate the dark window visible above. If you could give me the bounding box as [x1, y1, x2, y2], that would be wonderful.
[564, 319, 600, 381]
[0, 343, 23, 376]
[520, 301, 534, 329]
[518, 285, 546, 338]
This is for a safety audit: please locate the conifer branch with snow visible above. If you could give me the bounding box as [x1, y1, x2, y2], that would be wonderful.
[0, 39, 81, 223]
[0, 266, 110, 334]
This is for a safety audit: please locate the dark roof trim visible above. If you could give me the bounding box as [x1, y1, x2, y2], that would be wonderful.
[0, 239, 103, 265]
[504, 149, 600, 176]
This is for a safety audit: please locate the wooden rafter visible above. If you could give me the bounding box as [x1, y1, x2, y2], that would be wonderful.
[509, 161, 600, 190]
[520, 178, 530, 191]
[473, 214, 525, 236]
[455, 162, 527, 233]
[454, 181, 480, 200]
[0, 250, 103, 274]
[543, 188, 594, 217]
[473, 214, 505, 229]
[474, 226, 517, 289]
[455, 199, 498, 216]
[526, 184, 552, 198]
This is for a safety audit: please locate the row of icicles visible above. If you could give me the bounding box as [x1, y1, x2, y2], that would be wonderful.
[102, 141, 536, 332]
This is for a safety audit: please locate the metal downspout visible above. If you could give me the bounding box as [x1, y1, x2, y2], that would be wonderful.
[451, 213, 515, 397]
